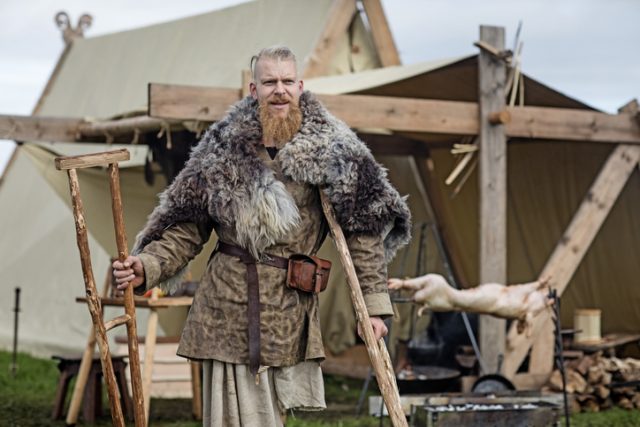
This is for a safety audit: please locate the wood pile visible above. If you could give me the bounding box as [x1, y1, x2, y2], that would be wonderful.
[544, 352, 640, 413]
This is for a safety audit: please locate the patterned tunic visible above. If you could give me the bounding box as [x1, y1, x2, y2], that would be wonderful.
[138, 144, 393, 366]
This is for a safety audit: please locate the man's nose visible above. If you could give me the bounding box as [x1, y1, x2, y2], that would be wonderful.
[274, 81, 285, 94]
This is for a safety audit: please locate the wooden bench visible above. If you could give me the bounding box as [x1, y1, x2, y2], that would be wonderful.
[51, 354, 132, 422]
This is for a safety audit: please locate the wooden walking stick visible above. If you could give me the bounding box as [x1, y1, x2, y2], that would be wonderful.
[56, 149, 146, 427]
[319, 190, 408, 427]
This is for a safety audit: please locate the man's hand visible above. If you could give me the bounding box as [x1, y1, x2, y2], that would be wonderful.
[357, 316, 388, 341]
[112, 255, 145, 291]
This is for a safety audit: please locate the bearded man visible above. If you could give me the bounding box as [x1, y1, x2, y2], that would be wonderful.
[113, 46, 410, 426]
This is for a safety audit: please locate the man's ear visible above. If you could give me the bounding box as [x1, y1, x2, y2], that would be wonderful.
[249, 82, 257, 100]
[298, 80, 304, 92]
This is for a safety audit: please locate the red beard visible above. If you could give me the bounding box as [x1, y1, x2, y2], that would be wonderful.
[258, 97, 302, 148]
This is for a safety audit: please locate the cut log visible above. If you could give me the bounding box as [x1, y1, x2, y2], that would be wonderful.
[594, 385, 610, 400]
[575, 355, 595, 376]
[616, 396, 634, 410]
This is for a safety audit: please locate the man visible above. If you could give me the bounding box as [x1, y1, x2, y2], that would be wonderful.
[113, 46, 410, 426]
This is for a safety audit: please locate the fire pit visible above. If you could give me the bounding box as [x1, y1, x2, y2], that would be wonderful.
[409, 392, 561, 427]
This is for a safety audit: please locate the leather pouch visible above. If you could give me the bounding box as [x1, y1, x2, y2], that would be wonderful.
[286, 254, 331, 293]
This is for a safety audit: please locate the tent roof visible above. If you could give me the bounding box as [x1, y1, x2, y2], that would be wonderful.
[307, 55, 594, 110]
[37, 0, 338, 118]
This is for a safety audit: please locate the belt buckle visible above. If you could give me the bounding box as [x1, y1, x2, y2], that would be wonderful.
[260, 254, 273, 264]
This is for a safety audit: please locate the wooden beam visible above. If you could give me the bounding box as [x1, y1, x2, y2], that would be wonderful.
[478, 25, 507, 374]
[0, 115, 82, 142]
[148, 83, 241, 122]
[361, 0, 401, 66]
[506, 106, 640, 144]
[302, 0, 358, 78]
[503, 144, 640, 378]
[147, 83, 640, 145]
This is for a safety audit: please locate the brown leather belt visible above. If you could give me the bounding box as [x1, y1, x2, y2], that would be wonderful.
[213, 241, 288, 376]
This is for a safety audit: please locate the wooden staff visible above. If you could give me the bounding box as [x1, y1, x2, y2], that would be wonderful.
[56, 149, 146, 427]
[319, 190, 408, 427]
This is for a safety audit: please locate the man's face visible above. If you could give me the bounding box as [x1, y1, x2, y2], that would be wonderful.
[250, 57, 304, 119]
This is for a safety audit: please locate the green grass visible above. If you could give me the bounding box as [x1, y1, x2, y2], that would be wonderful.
[2, 351, 640, 426]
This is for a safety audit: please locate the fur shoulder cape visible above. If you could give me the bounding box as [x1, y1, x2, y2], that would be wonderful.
[134, 91, 411, 263]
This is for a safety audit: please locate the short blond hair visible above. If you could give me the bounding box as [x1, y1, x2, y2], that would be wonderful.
[250, 46, 298, 80]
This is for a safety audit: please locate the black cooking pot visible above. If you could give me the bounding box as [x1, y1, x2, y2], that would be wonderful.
[396, 365, 460, 394]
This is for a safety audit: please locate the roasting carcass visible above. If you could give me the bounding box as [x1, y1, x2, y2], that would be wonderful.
[388, 274, 552, 333]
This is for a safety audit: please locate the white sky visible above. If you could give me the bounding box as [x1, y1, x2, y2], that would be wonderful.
[1, 0, 639, 171]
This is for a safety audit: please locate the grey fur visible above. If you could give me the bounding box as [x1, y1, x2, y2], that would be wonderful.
[134, 91, 411, 266]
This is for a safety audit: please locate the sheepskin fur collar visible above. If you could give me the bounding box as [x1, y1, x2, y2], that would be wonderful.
[134, 91, 411, 262]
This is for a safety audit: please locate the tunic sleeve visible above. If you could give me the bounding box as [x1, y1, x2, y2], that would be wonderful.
[346, 233, 394, 318]
[137, 222, 211, 292]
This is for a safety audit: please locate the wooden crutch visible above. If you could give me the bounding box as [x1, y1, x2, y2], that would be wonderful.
[319, 190, 408, 427]
[55, 149, 146, 427]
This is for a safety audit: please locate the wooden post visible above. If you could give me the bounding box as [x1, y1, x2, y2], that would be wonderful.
[319, 190, 408, 427]
[477, 25, 508, 374]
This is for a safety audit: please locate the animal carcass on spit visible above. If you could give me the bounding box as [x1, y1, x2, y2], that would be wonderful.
[388, 274, 552, 333]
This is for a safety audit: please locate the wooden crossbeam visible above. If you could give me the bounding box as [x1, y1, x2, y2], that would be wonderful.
[4, 86, 640, 147]
[361, 0, 401, 66]
[0, 115, 81, 142]
[147, 83, 640, 145]
[302, 0, 358, 78]
[502, 144, 640, 378]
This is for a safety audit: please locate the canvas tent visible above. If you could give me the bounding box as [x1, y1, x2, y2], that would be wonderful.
[1, 0, 639, 388]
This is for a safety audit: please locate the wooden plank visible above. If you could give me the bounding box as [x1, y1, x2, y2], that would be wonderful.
[478, 25, 508, 374]
[503, 144, 640, 378]
[0, 114, 81, 142]
[316, 93, 479, 135]
[506, 106, 640, 144]
[148, 83, 240, 122]
[361, 0, 401, 66]
[55, 148, 130, 170]
[147, 84, 640, 145]
[302, 0, 358, 78]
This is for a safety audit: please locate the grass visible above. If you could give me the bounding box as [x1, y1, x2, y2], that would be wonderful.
[2, 351, 640, 426]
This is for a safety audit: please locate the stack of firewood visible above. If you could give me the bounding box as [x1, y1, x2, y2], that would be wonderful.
[545, 352, 640, 412]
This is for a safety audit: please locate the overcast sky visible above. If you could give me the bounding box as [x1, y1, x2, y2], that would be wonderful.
[1, 0, 639, 171]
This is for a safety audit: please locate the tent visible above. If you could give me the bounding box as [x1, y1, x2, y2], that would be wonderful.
[1, 0, 638, 388]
